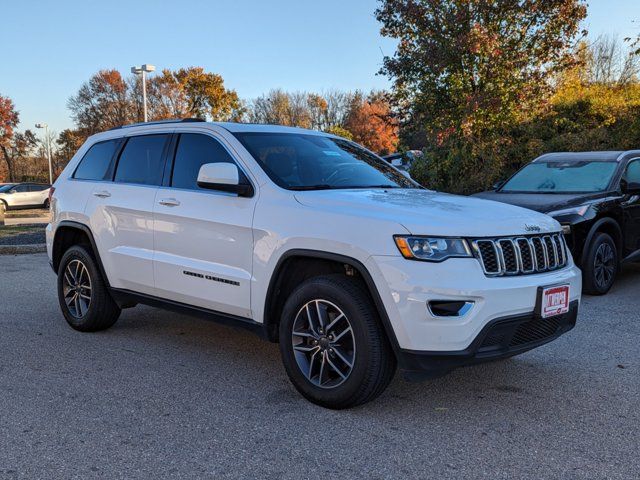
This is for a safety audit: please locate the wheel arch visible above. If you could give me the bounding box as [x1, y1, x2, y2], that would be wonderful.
[580, 217, 623, 266]
[262, 249, 401, 355]
[52, 221, 111, 288]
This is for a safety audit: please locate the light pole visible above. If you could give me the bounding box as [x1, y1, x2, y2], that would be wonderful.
[35, 123, 53, 185]
[131, 64, 156, 122]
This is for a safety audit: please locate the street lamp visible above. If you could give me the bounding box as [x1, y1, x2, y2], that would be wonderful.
[35, 123, 53, 185]
[131, 64, 156, 122]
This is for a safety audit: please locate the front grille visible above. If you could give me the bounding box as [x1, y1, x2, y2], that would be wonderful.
[472, 233, 568, 276]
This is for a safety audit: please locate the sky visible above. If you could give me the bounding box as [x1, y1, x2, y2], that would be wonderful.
[1, 0, 640, 138]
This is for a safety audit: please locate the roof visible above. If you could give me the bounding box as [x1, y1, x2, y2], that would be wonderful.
[533, 151, 628, 163]
[107, 119, 328, 136]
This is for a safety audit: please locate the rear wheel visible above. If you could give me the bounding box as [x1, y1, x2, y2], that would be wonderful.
[279, 274, 396, 409]
[57, 245, 121, 331]
[43, 199, 50, 209]
[583, 232, 618, 295]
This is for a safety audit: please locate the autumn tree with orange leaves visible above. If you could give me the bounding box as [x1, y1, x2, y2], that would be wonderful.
[344, 92, 398, 155]
[0, 95, 22, 181]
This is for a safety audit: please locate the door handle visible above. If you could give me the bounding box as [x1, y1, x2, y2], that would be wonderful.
[93, 190, 111, 198]
[158, 198, 180, 207]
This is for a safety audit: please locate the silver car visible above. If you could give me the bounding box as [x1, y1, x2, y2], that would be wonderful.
[0, 183, 51, 210]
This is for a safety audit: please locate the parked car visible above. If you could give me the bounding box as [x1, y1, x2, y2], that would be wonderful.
[474, 151, 640, 295]
[47, 119, 581, 408]
[0, 182, 52, 210]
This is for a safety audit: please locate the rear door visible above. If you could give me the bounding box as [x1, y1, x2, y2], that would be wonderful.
[152, 131, 256, 318]
[84, 133, 171, 295]
[26, 185, 48, 207]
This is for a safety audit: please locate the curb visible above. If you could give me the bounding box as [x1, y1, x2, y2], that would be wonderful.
[0, 244, 47, 255]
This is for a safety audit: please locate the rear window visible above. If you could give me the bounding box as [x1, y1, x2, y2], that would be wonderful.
[114, 135, 169, 186]
[73, 139, 120, 181]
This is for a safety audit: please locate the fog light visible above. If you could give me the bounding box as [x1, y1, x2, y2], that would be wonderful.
[428, 301, 474, 317]
[562, 224, 571, 235]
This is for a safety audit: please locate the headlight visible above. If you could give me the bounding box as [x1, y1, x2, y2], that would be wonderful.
[547, 205, 590, 217]
[394, 236, 471, 262]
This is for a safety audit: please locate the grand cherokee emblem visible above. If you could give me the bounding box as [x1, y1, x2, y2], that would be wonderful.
[524, 224, 542, 233]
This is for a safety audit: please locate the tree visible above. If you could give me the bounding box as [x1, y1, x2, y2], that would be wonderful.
[55, 129, 84, 174]
[344, 91, 398, 154]
[1, 130, 38, 182]
[587, 35, 640, 85]
[0, 95, 20, 181]
[172, 67, 241, 121]
[377, 0, 588, 193]
[68, 69, 132, 135]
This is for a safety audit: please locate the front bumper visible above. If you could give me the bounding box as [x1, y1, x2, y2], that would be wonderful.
[398, 301, 578, 380]
[366, 255, 582, 353]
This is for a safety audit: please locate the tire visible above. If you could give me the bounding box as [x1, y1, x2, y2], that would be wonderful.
[57, 245, 121, 332]
[278, 274, 396, 409]
[43, 199, 50, 209]
[582, 232, 618, 295]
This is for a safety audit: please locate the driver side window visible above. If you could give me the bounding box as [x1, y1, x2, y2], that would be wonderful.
[625, 160, 640, 184]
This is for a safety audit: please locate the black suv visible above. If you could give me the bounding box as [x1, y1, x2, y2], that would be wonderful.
[474, 151, 640, 295]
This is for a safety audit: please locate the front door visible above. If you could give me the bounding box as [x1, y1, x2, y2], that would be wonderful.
[7, 184, 31, 207]
[621, 158, 640, 256]
[153, 132, 256, 318]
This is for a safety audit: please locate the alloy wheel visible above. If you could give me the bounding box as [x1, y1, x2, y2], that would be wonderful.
[291, 299, 356, 389]
[62, 259, 92, 318]
[594, 242, 615, 290]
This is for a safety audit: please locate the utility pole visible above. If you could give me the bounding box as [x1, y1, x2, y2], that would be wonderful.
[35, 123, 53, 184]
[131, 64, 156, 122]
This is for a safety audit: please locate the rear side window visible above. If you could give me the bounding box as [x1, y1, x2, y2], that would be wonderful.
[171, 134, 237, 190]
[73, 139, 120, 181]
[114, 134, 169, 186]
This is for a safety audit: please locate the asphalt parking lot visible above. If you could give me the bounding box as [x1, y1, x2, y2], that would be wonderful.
[0, 254, 638, 479]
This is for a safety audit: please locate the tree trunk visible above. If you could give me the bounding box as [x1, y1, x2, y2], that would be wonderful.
[0, 145, 15, 182]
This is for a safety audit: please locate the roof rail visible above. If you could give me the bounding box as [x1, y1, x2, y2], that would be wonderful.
[108, 118, 205, 130]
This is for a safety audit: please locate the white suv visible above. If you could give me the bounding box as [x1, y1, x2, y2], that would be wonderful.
[47, 120, 581, 408]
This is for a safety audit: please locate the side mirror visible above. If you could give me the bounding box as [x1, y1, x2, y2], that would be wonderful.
[197, 163, 253, 197]
[492, 180, 505, 191]
[621, 180, 640, 195]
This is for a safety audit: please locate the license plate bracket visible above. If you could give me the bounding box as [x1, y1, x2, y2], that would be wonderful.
[535, 284, 570, 319]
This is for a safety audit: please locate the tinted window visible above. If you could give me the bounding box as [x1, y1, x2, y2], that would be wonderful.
[28, 185, 48, 192]
[626, 160, 640, 184]
[171, 134, 237, 190]
[13, 185, 29, 193]
[0, 184, 15, 192]
[74, 139, 120, 181]
[501, 161, 618, 193]
[114, 135, 168, 186]
[233, 133, 416, 190]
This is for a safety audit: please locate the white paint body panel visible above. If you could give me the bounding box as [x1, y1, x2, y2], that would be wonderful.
[48, 121, 582, 353]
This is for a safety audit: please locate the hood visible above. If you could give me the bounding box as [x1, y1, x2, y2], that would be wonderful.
[294, 189, 560, 237]
[472, 191, 610, 213]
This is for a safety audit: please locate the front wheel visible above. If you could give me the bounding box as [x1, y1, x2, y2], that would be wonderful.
[583, 232, 618, 295]
[279, 275, 396, 409]
[57, 245, 121, 331]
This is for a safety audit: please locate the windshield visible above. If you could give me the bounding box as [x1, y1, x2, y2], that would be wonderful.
[0, 184, 16, 193]
[233, 132, 418, 190]
[501, 161, 618, 193]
